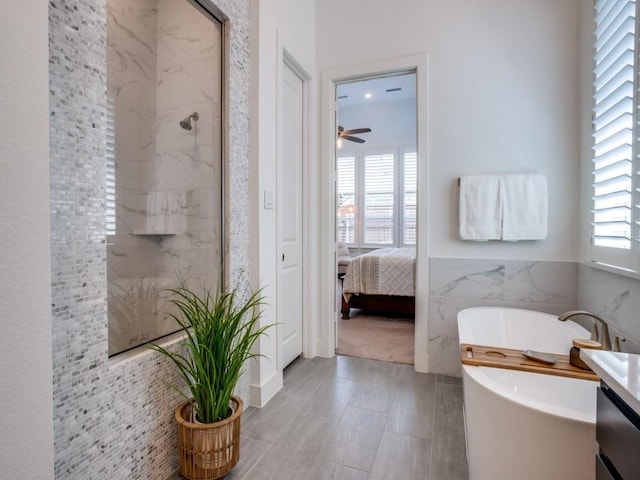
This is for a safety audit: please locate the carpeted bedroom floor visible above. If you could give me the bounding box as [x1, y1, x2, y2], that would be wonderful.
[336, 309, 415, 364]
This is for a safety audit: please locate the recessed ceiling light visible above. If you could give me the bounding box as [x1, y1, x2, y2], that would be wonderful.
[338, 95, 348, 99]
[364, 92, 372, 99]
[386, 87, 402, 92]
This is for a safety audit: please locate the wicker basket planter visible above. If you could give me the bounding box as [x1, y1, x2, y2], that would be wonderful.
[175, 396, 244, 480]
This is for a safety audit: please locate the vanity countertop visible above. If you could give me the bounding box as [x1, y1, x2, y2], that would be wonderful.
[581, 349, 640, 414]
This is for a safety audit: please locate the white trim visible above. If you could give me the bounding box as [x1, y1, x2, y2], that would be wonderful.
[249, 370, 283, 408]
[319, 54, 430, 373]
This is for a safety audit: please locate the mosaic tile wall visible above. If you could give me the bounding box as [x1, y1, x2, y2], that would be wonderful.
[49, 0, 249, 477]
[428, 257, 577, 376]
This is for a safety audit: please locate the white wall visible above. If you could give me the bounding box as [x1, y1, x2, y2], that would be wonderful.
[338, 97, 416, 152]
[249, 0, 316, 405]
[317, 0, 581, 262]
[0, 1, 54, 477]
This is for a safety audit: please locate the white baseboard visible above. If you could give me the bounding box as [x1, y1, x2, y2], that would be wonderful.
[249, 369, 283, 408]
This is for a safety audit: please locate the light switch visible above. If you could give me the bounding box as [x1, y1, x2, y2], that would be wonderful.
[264, 190, 274, 210]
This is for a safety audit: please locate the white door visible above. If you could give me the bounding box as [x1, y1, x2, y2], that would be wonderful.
[278, 61, 304, 368]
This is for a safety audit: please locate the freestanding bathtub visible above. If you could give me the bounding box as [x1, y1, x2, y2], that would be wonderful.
[457, 307, 598, 480]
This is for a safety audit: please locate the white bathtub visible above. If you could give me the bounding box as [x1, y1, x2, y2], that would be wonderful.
[457, 307, 598, 480]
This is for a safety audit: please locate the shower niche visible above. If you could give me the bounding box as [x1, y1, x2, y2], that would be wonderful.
[106, 0, 223, 356]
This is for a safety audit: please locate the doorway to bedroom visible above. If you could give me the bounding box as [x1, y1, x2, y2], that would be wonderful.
[335, 71, 417, 365]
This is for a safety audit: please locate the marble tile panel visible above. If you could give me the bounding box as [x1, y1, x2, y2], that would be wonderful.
[429, 257, 505, 300]
[107, 44, 156, 108]
[157, 8, 220, 68]
[577, 264, 630, 333]
[155, 101, 218, 152]
[156, 55, 222, 110]
[504, 260, 576, 305]
[157, 0, 201, 30]
[578, 264, 640, 347]
[114, 142, 155, 191]
[107, 0, 157, 56]
[114, 98, 155, 149]
[428, 335, 462, 377]
[154, 144, 218, 191]
[115, 188, 147, 233]
[107, 243, 159, 279]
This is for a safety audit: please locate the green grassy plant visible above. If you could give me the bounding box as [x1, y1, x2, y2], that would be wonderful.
[150, 284, 271, 423]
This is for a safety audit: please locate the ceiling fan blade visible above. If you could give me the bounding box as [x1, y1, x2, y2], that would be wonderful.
[338, 125, 345, 133]
[343, 128, 371, 135]
[343, 135, 366, 144]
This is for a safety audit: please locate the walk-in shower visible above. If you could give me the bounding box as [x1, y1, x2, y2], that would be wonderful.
[106, 0, 223, 356]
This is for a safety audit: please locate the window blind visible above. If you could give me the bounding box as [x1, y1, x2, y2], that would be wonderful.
[403, 152, 417, 245]
[591, 0, 637, 267]
[364, 153, 394, 244]
[337, 156, 356, 243]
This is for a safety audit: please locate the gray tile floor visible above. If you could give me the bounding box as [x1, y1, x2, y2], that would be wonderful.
[215, 355, 469, 480]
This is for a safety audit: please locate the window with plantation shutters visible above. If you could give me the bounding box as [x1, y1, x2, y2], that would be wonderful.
[403, 151, 417, 245]
[591, 0, 637, 269]
[106, 94, 116, 235]
[337, 156, 356, 243]
[364, 153, 395, 244]
[336, 149, 416, 247]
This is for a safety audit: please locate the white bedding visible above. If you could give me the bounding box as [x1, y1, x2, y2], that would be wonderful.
[343, 247, 416, 298]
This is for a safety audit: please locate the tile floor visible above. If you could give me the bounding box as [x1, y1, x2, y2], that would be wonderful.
[172, 355, 468, 480]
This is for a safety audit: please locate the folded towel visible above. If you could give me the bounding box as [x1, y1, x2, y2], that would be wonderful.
[459, 175, 503, 240]
[501, 173, 548, 240]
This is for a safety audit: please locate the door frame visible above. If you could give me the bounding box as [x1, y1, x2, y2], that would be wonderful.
[275, 40, 314, 370]
[318, 54, 430, 372]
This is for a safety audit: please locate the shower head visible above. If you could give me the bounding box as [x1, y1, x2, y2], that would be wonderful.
[179, 112, 199, 131]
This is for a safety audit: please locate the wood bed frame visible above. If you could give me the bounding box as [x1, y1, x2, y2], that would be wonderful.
[341, 291, 415, 319]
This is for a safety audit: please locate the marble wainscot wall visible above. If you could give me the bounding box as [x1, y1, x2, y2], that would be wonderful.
[49, 0, 249, 477]
[577, 263, 640, 354]
[428, 257, 577, 376]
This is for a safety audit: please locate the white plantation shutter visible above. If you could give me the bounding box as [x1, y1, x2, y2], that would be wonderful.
[403, 152, 417, 245]
[591, 0, 637, 268]
[364, 153, 395, 244]
[336, 149, 416, 247]
[106, 95, 116, 235]
[337, 156, 356, 244]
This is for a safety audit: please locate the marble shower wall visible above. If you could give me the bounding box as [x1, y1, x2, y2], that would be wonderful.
[428, 257, 577, 376]
[577, 263, 640, 354]
[106, 0, 223, 355]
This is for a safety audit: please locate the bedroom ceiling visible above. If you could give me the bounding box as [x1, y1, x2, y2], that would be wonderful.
[336, 73, 416, 107]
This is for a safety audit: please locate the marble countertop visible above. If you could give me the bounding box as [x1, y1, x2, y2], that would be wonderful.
[581, 349, 640, 414]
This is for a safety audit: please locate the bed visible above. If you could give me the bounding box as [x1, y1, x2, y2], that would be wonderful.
[341, 247, 416, 319]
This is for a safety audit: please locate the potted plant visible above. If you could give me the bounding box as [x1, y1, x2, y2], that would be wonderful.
[150, 283, 271, 480]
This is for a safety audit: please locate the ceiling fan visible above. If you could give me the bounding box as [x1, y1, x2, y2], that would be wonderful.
[337, 125, 372, 144]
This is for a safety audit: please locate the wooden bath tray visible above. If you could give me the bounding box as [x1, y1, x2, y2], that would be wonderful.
[460, 343, 599, 381]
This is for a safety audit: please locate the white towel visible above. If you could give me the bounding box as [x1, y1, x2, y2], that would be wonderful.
[459, 175, 503, 240]
[501, 173, 548, 240]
